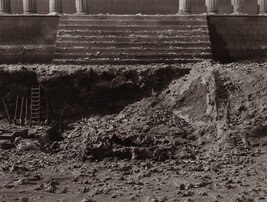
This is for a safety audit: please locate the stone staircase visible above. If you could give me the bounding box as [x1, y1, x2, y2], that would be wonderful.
[53, 15, 212, 65]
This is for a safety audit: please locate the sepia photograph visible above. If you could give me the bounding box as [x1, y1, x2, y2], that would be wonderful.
[0, 0, 266, 201]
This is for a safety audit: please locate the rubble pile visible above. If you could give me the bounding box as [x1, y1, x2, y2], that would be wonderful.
[58, 60, 267, 163]
[0, 60, 266, 201]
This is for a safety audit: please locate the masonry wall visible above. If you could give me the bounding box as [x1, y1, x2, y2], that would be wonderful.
[0, 15, 267, 64]
[0, 16, 59, 64]
[208, 16, 267, 62]
[10, 0, 258, 15]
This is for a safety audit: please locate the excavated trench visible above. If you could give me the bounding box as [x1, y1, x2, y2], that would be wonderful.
[0, 66, 190, 123]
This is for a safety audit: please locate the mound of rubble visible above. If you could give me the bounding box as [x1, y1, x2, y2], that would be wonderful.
[0, 60, 266, 202]
[57, 60, 267, 164]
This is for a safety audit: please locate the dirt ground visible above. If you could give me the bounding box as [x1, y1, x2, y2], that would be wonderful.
[0, 60, 266, 202]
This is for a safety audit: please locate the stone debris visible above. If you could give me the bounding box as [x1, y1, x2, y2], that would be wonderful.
[0, 60, 266, 201]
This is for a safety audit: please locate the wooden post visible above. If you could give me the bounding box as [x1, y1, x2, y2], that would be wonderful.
[49, 0, 62, 15]
[19, 97, 24, 125]
[206, 0, 219, 14]
[0, 0, 11, 14]
[14, 96, 19, 124]
[23, 0, 36, 14]
[2, 98, 10, 122]
[76, 0, 88, 15]
[25, 98, 28, 125]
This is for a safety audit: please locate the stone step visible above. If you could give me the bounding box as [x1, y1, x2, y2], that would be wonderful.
[59, 19, 208, 26]
[56, 35, 210, 42]
[58, 29, 209, 37]
[58, 25, 208, 31]
[54, 15, 211, 65]
[54, 52, 212, 60]
[56, 41, 211, 47]
[53, 58, 204, 65]
[61, 15, 207, 22]
[55, 47, 211, 54]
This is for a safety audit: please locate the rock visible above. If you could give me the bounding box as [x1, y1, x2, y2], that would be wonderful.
[182, 191, 194, 197]
[110, 193, 118, 198]
[184, 199, 194, 202]
[180, 184, 186, 190]
[44, 180, 59, 193]
[81, 186, 89, 193]
[80, 199, 95, 202]
[28, 129, 37, 137]
[18, 197, 28, 202]
[0, 140, 13, 150]
[197, 191, 208, 196]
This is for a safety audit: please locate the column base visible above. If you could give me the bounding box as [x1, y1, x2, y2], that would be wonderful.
[23, 12, 35, 14]
[231, 11, 246, 15]
[49, 12, 61, 15]
[178, 10, 191, 15]
[75, 11, 88, 15]
[207, 11, 218, 15]
[259, 11, 267, 15]
[0, 10, 11, 14]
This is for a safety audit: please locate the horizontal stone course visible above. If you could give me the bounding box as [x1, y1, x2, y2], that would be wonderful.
[209, 15, 267, 62]
[54, 15, 212, 65]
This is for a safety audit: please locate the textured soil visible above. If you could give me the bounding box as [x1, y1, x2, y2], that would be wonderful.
[0, 60, 266, 202]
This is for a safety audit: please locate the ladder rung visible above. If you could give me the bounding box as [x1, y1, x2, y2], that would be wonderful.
[31, 87, 41, 124]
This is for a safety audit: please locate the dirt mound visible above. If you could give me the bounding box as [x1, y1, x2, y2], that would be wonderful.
[0, 61, 266, 202]
[58, 60, 267, 162]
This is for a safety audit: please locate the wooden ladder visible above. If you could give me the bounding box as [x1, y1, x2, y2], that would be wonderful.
[31, 87, 41, 124]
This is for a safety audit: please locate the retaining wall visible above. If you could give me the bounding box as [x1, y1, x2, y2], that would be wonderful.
[0, 15, 266, 64]
[208, 16, 267, 62]
[0, 16, 59, 64]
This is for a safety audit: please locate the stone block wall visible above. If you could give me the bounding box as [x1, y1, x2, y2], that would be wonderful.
[0, 16, 59, 63]
[208, 16, 267, 62]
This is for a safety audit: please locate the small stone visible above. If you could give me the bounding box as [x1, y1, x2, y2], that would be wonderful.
[180, 183, 186, 190]
[81, 186, 89, 193]
[184, 199, 194, 202]
[110, 193, 118, 198]
[80, 199, 95, 202]
[182, 191, 194, 197]
[197, 191, 208, 196]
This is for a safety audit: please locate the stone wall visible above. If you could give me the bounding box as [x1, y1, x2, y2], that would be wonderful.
[208, 16, 267, 62]
[0, 16, 59, 63]
[10, 0, 258, 15]
[0, 15, 266, 64]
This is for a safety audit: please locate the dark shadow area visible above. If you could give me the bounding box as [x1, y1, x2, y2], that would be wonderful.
[0, 16, 59, 64]
[41, 67, 191, 122]
[207, 16, 233, 63]
[0, 66, 190, 124]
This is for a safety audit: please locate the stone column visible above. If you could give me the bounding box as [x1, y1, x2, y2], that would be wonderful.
[0, 0, 11, 14]
[49, 0, 62, 15]
[179, 0, 191, 14]
[76, 0, 88, 15]
[206, 0, 219, 14]
[231, 0, 245, 14]
[258, 0, 267, 14]
[23, 0, 36, 14]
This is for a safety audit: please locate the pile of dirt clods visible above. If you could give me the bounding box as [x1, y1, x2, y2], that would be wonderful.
[60, 61, 267, 163]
